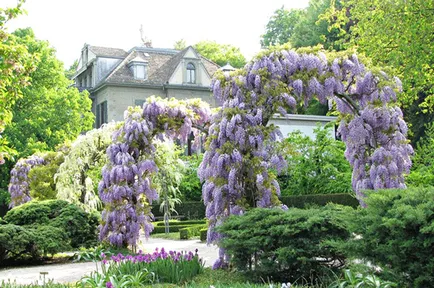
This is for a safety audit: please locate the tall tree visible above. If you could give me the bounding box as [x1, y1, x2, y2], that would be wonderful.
[292, 0, 347, 51]
[194, 40, 246, 68]
[261, 1, 349, 51]
[261, 7, 304, 47]
[173, 39, 187, 50]
[0, 0, 35, 164]
[0, 28, 93, 189]
[65, 59, 78, 80]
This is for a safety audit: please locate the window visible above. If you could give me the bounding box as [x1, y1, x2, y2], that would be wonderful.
[128, 61, 147, 80]
[136, 65, 146, 79]
[96, 101, 108, 128]
[186, 62, 196, 83]
[135, 99, 146, 107]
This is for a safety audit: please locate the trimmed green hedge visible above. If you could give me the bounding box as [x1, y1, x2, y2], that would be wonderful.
[280, 193, 359, 208]
[200, 228, 207, 242]
[152, 225, 192, 234]
[151, 194, 358, 220]
[179, 225, 207, 240]
[155, 220, 206, 227]
[151, 201, 206, 220]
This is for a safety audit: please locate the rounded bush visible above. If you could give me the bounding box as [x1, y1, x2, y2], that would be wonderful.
[4, 200, 99, 248]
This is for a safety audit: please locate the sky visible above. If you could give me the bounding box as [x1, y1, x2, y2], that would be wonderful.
[4, 0, 309, 68]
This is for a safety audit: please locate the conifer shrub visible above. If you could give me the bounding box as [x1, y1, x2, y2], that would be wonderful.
[345, 188, 434, 287]
[4, 199, 99, 248]
[216, 206, 350, 284]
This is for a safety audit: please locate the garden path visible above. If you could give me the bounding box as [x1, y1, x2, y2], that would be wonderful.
[0, 237, 218, 285]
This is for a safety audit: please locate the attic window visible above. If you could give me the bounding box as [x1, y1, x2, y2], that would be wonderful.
[186, 62, 196, 83]
[128, 61, 148, 80]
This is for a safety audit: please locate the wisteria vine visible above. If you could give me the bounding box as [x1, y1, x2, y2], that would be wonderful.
[8, 154, 45, 207]
[198, 48, 413, 268]
[98, 96, 211, 248]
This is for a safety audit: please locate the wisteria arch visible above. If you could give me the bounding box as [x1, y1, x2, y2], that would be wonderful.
[98, 96, 212, 248]
[198, 48, 413, 268]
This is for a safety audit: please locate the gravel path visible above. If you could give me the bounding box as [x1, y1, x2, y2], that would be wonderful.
[0, 237, 218, 285]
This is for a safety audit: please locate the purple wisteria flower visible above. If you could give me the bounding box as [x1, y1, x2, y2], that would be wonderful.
[99, 97, 212, 247]
[199, 48, 411, 268]
[8, 155, 45, 207]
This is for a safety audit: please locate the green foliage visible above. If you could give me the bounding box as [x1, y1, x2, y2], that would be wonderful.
[0, 279, 71, 288]
[200, 228, 207, 242]
[280, 193, 359, 208]
[261, 1, 348, 51]
[179, 154, 203, 201]
[152, 201, 206, 220]
[217, 206, 350, 284]
[261, 7, 304, 47]
[292, 0, 347, 51]
[55, 123, 116, 211]
[154, 220, 206, 226]
[174, 39, 187, 50]
[194, 40, 246, 68]
[80, 270, 155, 287]
[153, 140, 185, 232]
[345, 188, 434, 287]
[28, 151, 65, 201]
[0, 27, 93, 190]
[65, 59, 78, 80]
[80, 250, 204, 286]
[0, 223, 69, 262]
[0, 0, 35, 163]
[322, 0, 434, 112]
[179, 225, 207, 240]
[407, 122, 434, 187]
[0, 188, 10, 207]
[152, 225, 192, 234]
[330, 269, 397, 288]
[32, 225, 70, 256]
[279, 124, 352, 196]
[4, 200, 99, 248]
[4, 28, 93, 158]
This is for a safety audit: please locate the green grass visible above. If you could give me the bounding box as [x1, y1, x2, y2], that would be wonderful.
[151, 232, 200, 240]
[143, 268, 316, 287]
[151, 232, 182, 240]
[0, 268, 329, 287]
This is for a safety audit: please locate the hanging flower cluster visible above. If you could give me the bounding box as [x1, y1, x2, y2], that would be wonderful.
[55, 122, 117, 212]
[199, 48, 412, 268]
[99, 96, 211, 247]
[8, 154, 45, 207]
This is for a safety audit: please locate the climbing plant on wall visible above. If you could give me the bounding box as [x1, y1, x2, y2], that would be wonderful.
[198, 47, 412, 268]
[98, 96, 211, 248]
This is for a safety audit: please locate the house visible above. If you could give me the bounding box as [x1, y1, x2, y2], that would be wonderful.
[74, 44, 220, 128]
[74, 44, 337, 139]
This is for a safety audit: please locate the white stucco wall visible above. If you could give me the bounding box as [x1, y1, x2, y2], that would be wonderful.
[95, 86, 164, 122]
[184, 48, 198, 59]
[269, 114, 337, 139]
[166, 89, 215, 107]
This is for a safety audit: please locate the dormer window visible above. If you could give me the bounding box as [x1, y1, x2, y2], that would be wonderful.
[186, 62, 196, 83]
[128, 56, 148, 80]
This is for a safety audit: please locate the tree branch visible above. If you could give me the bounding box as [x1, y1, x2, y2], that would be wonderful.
[192, 123, 209, 135]
[335, 92, 361, 116]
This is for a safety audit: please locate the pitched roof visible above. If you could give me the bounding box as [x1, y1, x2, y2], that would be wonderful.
[88, 46, 128, 58]
[96, 46, 220, 87]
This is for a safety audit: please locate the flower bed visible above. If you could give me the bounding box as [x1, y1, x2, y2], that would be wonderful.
[81, 248, 204, 287]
